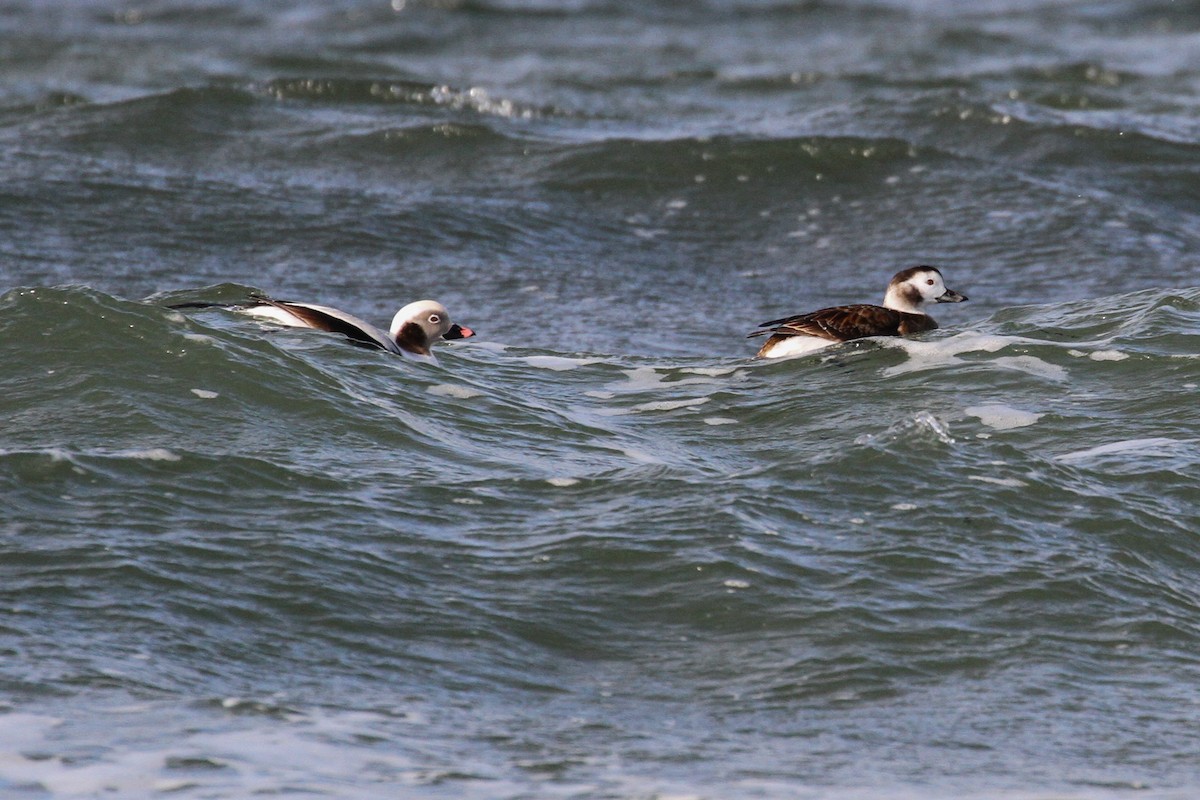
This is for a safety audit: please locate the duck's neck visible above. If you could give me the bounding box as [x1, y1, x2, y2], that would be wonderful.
[393, 321, 432, 356]
[883, 284, 926, 315]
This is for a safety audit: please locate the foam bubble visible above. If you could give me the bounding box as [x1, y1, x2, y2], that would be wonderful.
[965, 404, 1043, 430]
[1088, 350, 1129, 361]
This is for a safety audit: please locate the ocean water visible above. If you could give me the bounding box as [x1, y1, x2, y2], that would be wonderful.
[2, 1, 1200, 798]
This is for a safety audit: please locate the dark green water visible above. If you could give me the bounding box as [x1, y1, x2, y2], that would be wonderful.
[2, 2, 1199, 798]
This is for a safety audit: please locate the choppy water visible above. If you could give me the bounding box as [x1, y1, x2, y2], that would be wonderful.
[3, 2, 1200, 798]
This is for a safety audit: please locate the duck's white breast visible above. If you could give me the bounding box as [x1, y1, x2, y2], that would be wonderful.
[759, 335, 836, 359]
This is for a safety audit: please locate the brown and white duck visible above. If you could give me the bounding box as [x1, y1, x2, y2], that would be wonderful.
[748, 266, 968, 358]
[174, 296, 474, 362]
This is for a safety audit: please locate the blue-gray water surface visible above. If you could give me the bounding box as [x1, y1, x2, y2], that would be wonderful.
[2, 1, 1200, 798]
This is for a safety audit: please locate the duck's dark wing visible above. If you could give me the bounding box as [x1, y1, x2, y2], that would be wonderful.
[747, 304, 931, 342]
[251, 299, 400, 353]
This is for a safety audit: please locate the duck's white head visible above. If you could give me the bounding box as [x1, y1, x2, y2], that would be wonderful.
[389, 300, 474, 356]
[882, 266, 968, 314]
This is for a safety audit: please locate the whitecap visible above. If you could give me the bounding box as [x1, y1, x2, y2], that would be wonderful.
[191, 388, 219, 399]
[703, 417, 739, 426]
[546, 477, 579, 487]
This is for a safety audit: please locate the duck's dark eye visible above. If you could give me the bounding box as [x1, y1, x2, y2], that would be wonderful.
[926, 279, 935, 285]
[428, 314, 441, 324]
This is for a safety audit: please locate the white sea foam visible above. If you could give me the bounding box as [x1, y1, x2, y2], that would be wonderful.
[523, 355, 602, 371]
[622, 448, 663, 464]
[965, 404, 1043, 430]
[969, 475, 1029, 488]
[426, 384, 484, 399]
[880, 332, 1015, 377]
[703, 417, 739, 426]
[118, 448, 182, 462]
[1069, 347, 1129, 361]
[546, 477, 579, 487]
[43, 447, 73, 463]
[191, 388, 219, 399]
[630, 397, 710, 413]
[1055, 438, 1187, 465]
[682, 366, 741, 377]
[0, 707, 461, 799]
[991, 356, 1068, 382]
[614, 366, 740, 392]
[0, 713, 61, 747]
[1087, 349, 1129, 361]
[464, 340, 508, 352]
